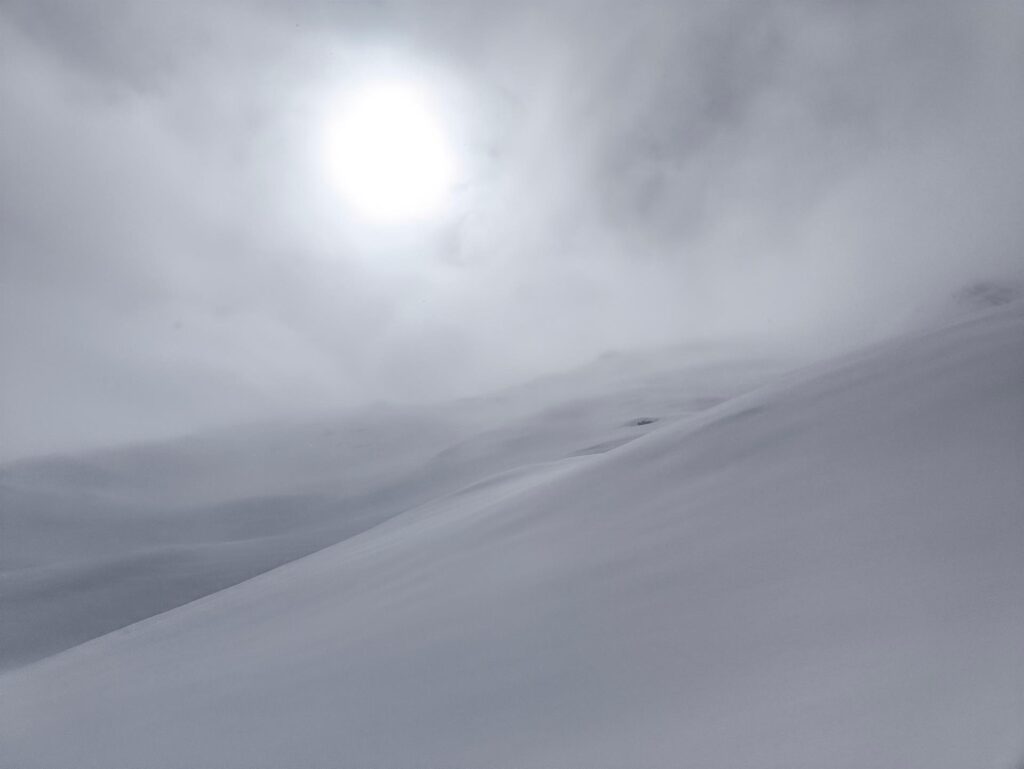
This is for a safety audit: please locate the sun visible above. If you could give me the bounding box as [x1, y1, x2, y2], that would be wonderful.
[324, 82, 457, 223]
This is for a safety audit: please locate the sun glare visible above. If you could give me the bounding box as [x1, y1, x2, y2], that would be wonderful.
[324, 82, 457, 223]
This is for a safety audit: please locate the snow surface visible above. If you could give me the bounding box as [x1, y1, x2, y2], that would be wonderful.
[1, 346, 782, 670]
[1, 307, 1022, 768]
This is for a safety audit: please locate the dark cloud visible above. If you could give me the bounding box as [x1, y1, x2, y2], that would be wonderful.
[2, 0, 1022, 458]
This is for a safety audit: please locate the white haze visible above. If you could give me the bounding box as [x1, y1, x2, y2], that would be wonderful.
[1, 0, 1022, 459]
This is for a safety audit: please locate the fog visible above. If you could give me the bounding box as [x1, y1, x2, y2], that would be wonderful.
[2, 0, 1022, 459]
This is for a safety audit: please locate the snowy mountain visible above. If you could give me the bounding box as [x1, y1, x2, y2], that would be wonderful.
[0, 344, 784, 671]
[1, 304, 1022, 768]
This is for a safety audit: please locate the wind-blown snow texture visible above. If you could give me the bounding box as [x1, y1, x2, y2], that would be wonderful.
[1, 305, 1023, 768]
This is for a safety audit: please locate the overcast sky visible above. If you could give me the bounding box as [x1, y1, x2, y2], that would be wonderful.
[1, 0, 1022, 459]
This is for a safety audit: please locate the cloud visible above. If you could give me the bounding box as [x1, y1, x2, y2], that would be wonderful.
[1, 0, 1022, 458]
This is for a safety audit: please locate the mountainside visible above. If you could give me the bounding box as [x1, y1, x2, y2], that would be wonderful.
[0, 345, 783, 670]
[1, 305, 1022, 768]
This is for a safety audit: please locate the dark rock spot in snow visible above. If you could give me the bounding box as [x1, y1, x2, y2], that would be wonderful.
[629, 417, 658, 427]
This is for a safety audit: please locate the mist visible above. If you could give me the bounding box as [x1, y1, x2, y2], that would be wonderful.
[2, 0, 1022, 459]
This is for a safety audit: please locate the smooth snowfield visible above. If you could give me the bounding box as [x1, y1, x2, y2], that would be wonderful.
[2, 307, 1023, 768]
[0, 348, 780, 670]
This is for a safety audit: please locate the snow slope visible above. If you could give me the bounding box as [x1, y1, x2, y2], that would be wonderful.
[0, 345, 781, 670]
[1, 306, 1022, 768]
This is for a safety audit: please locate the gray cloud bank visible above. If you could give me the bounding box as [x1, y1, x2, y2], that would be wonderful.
[1, 0, 1022, 459]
